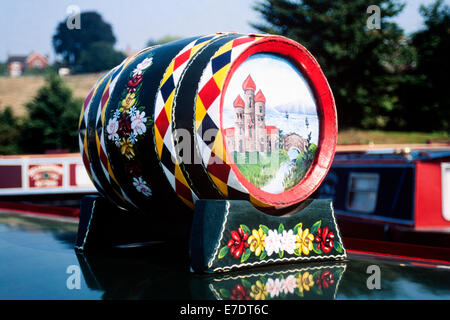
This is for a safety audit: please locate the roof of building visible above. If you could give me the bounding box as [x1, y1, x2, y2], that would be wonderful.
[255, 89, 266, 103]
[266, 126, 278, 133]
[242, 74, 256, 91]
[26, 51, 48, 64]
[7, 55, 27, 64]
[233, 95, 245, 108]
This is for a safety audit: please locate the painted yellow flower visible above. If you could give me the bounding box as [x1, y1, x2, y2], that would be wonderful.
[248, 228, 266, 256]
[296, 272, 314, 296]
[296, 227, 314, 255]
[120, 137, 135, 159]
[250, 280, 268, 300]
[120, 93, 136, 112]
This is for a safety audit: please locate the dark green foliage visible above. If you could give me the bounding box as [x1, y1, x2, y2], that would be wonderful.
[19, 73, 82, 153]
[0, 107, 21, 154]
[252, 0, 407, 129]
[252, 0, 449, 132]
[389, 0, 450, 131]
[52, 11, 119, 72]
[146, 35, 182, 47]
[79, 41, 126, 73]
[0, 62, 8, 76]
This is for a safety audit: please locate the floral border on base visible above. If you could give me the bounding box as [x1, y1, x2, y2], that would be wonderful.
[106, 54, 155, 197]
[218, 220, 344, 263]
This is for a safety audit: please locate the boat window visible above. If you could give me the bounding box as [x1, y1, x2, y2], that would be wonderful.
[442, 163, 450, 221]
[346, 173, 380, 214]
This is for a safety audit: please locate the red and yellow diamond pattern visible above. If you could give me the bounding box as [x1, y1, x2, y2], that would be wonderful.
[154, 34, 221, 208]
[194, 35, 266, 203]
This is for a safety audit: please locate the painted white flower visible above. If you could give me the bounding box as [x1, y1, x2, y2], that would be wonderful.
[133, 57, 153, 76]
[281, 275, 297, 294]
[129, 106, 137, 117]
[280, 229, 297, 255]
[113, 109, 121, 120]
[133, 177, 152, 197]
[106, 118, 119, 141]
[114, 136, 121, 147]
[129, 132, 137, 144]
[266, 278, 282, 298]
[265, 229, 282, 256]
[131, 110, 147, 136]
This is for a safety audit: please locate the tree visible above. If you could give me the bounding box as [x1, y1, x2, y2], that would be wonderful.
[53, 11, 116, 68]
[392, 0, 449, 131]
[146, 35, 181, 47]
[252, 0, 407, 129]
[79, 42, 126, 73]
[0, 106, 21, 154]
[20, 73, 82, 153]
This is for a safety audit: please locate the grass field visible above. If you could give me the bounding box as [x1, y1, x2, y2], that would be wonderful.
[0, 73, 103, 116]
[338, 129, 450, 145]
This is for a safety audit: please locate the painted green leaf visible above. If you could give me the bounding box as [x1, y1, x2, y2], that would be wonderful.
[240, 224, 251, 235]
[293, 222, 303, 235]
[260, 276, 267, 284]
[334, 241, 343, 253]
[279, 250, 284, 258]
[314, 287, 323, 296]
[219, 288, 230, 298]
[218, 246, 229, 259]
[259, 224, 269, 235]
[295, 287, 304, 297]
[312, 245, 323, 255]
[310, 220, 322, 235]
[241, 249, 251, 263]
[294, 248, 301, 256]
[260, 250, 267, 260]
[241, 279, 252, 288]
[278, 223, 285, 234]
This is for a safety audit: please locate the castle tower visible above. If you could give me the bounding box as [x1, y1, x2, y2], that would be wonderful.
[254, 89, 267, 152]
[242, 75, 256, 152]
[233, 94, 245, 153]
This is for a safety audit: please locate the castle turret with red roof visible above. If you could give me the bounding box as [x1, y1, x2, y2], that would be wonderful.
[224, 75, 279, 154]
[242, 74, 256, 91]
[233, 95, 245, 108]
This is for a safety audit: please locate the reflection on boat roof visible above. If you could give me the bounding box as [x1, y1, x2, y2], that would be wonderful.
[1, 211, 450, 300]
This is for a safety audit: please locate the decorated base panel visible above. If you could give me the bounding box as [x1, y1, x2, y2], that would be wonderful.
[189, 199, 346, 273]
[79, 32, 337, 213]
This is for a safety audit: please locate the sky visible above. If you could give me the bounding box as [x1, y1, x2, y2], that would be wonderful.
[0, 0, 448, 62]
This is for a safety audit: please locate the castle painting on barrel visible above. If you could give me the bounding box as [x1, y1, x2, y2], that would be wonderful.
[223, 53, 319, 194]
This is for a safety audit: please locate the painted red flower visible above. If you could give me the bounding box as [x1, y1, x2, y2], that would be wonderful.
[316, 270, 335, 290]
[128, 74, 143, 88]
[230, 284, 251, 300]
[314, 226, 335, 253]
[226, 227, 249, 259]
[118, 113, 131, 136]
[125, 162, 142, 176]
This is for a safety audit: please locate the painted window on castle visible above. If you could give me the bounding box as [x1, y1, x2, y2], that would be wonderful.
[239, 140, 243, 153]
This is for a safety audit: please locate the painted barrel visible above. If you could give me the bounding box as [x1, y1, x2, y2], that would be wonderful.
[79, 32, 337, 214]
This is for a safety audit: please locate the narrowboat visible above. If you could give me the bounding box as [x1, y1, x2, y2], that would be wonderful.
[314, 145, 450, 262]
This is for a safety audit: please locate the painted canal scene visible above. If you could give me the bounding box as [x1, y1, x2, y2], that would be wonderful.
[223, 53, 319, 193]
